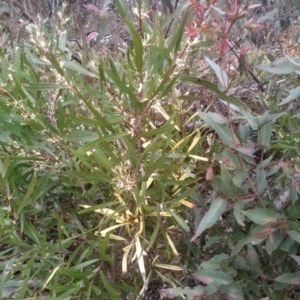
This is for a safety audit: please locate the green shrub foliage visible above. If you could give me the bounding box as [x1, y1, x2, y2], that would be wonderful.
[1, 0, 300, 299]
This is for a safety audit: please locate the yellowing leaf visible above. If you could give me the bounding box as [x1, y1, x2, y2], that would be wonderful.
[166, 233, 179, 256]
[153, 264, 183, 271]
[135, 234, 147, 287]
[179, 199, 195, 208]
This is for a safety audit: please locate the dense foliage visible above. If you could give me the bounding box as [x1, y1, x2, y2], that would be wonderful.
[1, 0, 300, 299]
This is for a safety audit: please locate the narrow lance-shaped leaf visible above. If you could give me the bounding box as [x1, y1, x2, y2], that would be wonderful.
[191, 197, 227, 241]
[135, 233, 147, 287]
[180, 76, 249, 109]
[152, 11, 188, 74]
[205, 56, 229, 90]
[255, 57, 295, 74]
[16, 172, 37, 215]
[63, 61, 99, 78]
[125, 20, 143, 74]
[279, 86, 300, 106]
[25, 83, 63, 91]
[114, 0, 134, 21]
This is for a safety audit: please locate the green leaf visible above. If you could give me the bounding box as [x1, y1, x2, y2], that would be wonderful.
[199, 112, 237, 147]
[152, 12, 188, 74]
[205, 56, 229, 90]
[70, 259, 100, 270]
[256, 169, 267, 194]
[16, 172, 37, 215]
[234, 199, 245, 227]
[63, 61, 99, 78]
[256, 7, 278, 23]
[58, 268, 93, 278]
[125, 20, 143, 74]
[169, 209, 190, 232]
[45, 284, 79, 292]
[25, 83, 63, 91]
[258, 120, 272, 147]
[180, 76, 249, 109]
[105, 70, 141, 108]
[193, 270, 233, 285]
[147, 209, 161, 251]
[243, 208, 279, 225]
[70, 170, 111, 183]
[61, 131, 99, 142]
[191, 40, 215, 48]
[141, 123, 175, 137]
[286, 230, 300, 244]
[247, 244, 260, 271]
[113, 0, 133, 21]
[24, 221, 41, 245]
[191, 197, 227, 241]
[201, 254, 230, 270]
[275, 271, 300, 284]
[256, 57, 295, 74]
[266, 231, 284, 255]
[289, 254, 300, 265]
[100, 271, 119, 296]
[226, 284, 245, 300]
[279, 86, 300, 106]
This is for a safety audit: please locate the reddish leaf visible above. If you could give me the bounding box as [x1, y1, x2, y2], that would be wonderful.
[83, 4, 101, 13]
[86, 32, 99, 44]
[247, 4, 262, 10]
[185, 23, 197, 39]
[206, 166, 214, 180]
[240, 46, 251, 55]
[278, 160, 288, 168]
[222, 157, 230, 163]
[219, 38, 228, 54]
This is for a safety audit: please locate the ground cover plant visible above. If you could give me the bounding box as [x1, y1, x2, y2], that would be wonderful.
[1, 0, 300, 299]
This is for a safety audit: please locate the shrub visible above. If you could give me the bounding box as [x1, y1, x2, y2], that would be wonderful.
[1, 1, 300, 299]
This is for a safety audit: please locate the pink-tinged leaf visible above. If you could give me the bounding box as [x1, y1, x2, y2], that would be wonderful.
[279, 190, 289, 204]
[206, 166, 214, 180]
[191, 197, 227, 241]
[275, 271, 300, 285]
[235, 142, 255, 156]
[185, 22, 197, 38]
[219, 38, 228, 54]
[83, 4, 101, 13]
[247, 4, 262, 10]
[246, 244, 259, 268]
[292, 180, 300, 189]
[278, 160, 288, 168]
[222, 157, 230, 163]
[86, 32, 99, 44]
[193, 270, 233, 286]
[255, 225, 275, 239]
[240, 46, 251, 55]
[226, 284, 244, 300]
[160, 287, 205, 298]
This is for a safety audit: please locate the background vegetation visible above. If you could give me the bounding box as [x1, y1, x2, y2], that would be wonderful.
[1, 0, 300, 299]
